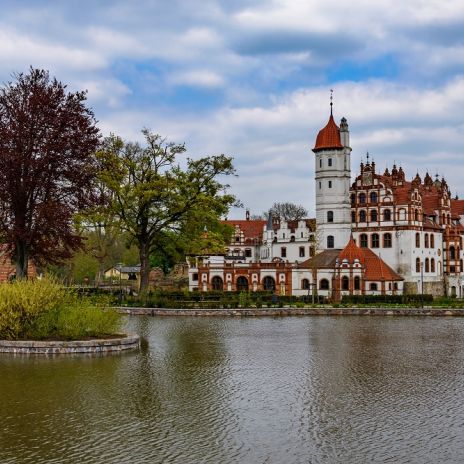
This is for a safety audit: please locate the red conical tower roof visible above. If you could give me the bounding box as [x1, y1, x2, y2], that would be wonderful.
[313, 114, 343, 152]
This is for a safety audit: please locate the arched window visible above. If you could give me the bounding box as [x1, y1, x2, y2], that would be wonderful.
[424, 233, 429, 248]
[414, 209, 419, 221]
[319, 279, 329, 290]
[425, 258, 430, 272]
[236, 276, 249, 291]
[430, 234, 435, 248]
[383, 209, 391, 221]
[359, 210, 366, 222]
[450, 246, 456, 260]
[211, 276, 223, 291]
[354, 276, 360, 290]
[351, 211, 356, 223]
[383, 233, 392, 248]
[370, 191, 378, 203]
[359, 193, 366, 204]
[301, 278, 310, 290]
[370, 283, 378, 291]
[371, 233, 379, 248]
[415, 233, 420, 248]
[431, 258, 435, 273]
[342, 276, 349, 290]
[290, 236, 295, 242]
[360, 234, 368, 248]
[370, 210, 378, 222]
[263, 276, 275, 291]
[327, 211, 334, 223]
[327, 235, 334, 248]
[416, 258, 420, 273]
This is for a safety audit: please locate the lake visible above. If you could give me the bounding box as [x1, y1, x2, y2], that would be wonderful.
[1, 316, 464, 463]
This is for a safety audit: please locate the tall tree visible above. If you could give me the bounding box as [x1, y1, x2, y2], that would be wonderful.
[98, 130, 238, 291]
[264, 202, 308, 221]
[0, 68, 100, 277]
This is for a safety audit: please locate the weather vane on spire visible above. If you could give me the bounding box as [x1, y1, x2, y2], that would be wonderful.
[330, 89, 333, 115]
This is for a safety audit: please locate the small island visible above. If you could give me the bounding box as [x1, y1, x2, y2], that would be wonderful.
[0, 278, 139, 354]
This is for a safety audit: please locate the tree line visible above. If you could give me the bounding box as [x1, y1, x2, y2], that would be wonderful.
[0, 68, 239, 291]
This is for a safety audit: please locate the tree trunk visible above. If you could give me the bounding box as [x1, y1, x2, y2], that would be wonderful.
[15, 241, 29, 279]
[139, 242, 150, 293]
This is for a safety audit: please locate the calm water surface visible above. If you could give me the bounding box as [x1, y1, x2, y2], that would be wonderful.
[1, 316, 464, 464]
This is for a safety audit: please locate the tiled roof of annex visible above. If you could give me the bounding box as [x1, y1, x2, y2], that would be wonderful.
[223, 220, 266, 243]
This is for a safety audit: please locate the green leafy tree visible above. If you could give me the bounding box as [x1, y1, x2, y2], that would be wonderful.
[98, 130, 239, 291]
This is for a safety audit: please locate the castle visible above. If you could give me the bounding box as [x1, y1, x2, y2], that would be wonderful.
[187, 106, 464, 300]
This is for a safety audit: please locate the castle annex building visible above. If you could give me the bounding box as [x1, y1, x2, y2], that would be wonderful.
[188, 108, 464, 299]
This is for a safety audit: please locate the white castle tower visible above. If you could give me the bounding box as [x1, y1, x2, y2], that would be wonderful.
[312, 101, 352, 251]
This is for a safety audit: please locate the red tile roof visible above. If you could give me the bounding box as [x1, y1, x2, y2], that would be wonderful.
[338, 236, 365, 264]
[362, 248, 403, 281]
[223, 220, 266, 241]
[313, 115, 344, 151]
[451, 199, 464, 217]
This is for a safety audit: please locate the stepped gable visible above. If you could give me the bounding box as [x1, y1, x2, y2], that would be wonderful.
[313, 114, 344, 151]
[338, 236, 365, 264]
[362, 248, 403, 281]
[223, 220, 266, 244]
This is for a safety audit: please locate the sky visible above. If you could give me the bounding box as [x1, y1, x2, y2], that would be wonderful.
[1, 0, 464, 218]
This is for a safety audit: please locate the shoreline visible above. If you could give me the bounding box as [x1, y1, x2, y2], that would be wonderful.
[118, 307, 464, 317]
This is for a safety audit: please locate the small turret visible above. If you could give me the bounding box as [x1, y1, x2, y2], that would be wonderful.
[339, 117, 350, 148]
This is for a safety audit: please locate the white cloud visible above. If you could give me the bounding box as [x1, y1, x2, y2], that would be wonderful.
[169, 70, 225, 88]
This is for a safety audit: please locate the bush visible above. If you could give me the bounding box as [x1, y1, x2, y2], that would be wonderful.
[0, 278, 121, 341]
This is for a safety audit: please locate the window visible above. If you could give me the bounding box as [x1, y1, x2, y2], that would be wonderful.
[431, 258, 435, 273]
[327, 211, 334, 223]
[235, 236, 240, 242]
[245, 249, 252, 257]
[370, 283, 378, 291]
[299, 247, 305, 258]
[327, 235, 334, 248]
[192, 273, 198, 281]
[328, 181, 332, 188]
[416, 258, 420, 273]
[359, 210, 366, 222]
[290, 236, 295, 242]
[236, 276, 248, 291]
[398, 208, 406, 221]
[425, 258, 430, 272]
[359, 193, 366, 204]
[342, 276, 349, 290]
[383, 233, 392, 248]
[424, 234, 429, 248]
[371, 233, 379, 248]
[360, 234, 368, 248]
[320, 158, 322, 168]
[354, 276, 361, 290]
[319, 279, 330, 290]
[263, 276, 275, 291]
[383, 209, 391, 221]
[350, 194, 355, 205]
[302, 279, 310, 290]
[370, 191, 378, 203]
[414, 209, 419, 222]
[394, 282, 398, 291]
[211, 276, 223, 291]
[370, 210, 378, 222]
[281, 247, 287, 258]
[328, 158, 332, 166]
[450, 246, 456, 260]
[415, 233, 420, 248]
[351, 211, 356, 222]
[461, 260, 463, 272]
[319, 182, 321, 189]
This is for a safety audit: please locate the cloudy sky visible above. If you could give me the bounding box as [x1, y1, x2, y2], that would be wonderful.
[2, 0, 464, 217]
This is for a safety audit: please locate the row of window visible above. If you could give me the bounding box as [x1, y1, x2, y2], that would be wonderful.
[415, 258, 438, 273]
[318, 181, 333, 189]
[350, 209, 391, 223]
[414, 233, 435, 249]
[326, 233, 393, 249]
[281, 246, 315, 258]
[351, 192, 379, 204]
[316, 277, 397, 291]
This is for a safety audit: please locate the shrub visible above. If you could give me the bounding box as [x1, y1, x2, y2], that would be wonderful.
[0, 278, 121, 341]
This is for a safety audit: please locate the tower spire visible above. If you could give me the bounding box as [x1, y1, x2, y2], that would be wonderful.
[330, 89, 333, 115]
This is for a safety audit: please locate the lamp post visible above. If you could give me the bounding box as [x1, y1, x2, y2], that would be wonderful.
[117, 262, 123, 305]
[420, 261, 424, 308]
